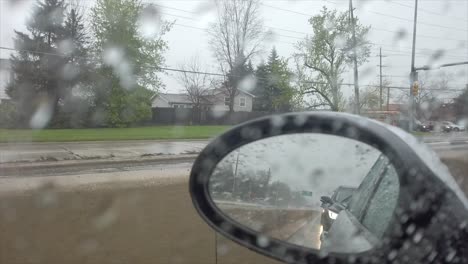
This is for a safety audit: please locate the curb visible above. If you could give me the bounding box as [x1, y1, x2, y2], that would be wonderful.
[426, 141, 468, 146]
[0, 154, 198, 176]
[0, 139, 211, 146]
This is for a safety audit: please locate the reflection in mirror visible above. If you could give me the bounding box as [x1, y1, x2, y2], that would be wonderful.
[208, 133, 399, 254]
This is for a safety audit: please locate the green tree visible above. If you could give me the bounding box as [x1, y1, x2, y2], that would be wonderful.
[253, 63, 269, 111]
[62, 5, 90, 84]
[51, 4, 95, 128]
[268, 181, 292, 207]
[7, 1, 92, 128]
[7, 0, 68, 127]
[254, 48, 295, 112]
[90, 0, 171, 127]
[295, 7, 370, 111]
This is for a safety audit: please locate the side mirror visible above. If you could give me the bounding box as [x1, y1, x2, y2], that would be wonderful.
[320, 196, 334, 206]
[189, 112, 468, 263]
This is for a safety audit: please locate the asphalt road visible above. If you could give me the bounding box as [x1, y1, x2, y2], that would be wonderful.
[286, 214, 322, 249]
[1, 138, 467, 264]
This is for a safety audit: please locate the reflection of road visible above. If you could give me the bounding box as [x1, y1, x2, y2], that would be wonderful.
[287, 214, 322, 249]
[214, 200, 273, 209]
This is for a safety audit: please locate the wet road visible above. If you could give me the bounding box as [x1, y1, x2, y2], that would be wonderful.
[1, 136, 468, 178]
[287, 214, 322, 249]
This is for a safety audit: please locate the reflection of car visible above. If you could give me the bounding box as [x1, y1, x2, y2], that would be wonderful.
[321, 155, 399, 253]
[442, 121, 465, 132]
[319, 186, 356, 240]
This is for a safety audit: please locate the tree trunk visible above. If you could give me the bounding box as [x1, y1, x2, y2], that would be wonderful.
[229, 92, 235, 113]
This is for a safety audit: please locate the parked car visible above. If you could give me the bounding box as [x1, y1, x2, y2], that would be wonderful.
[442, 121, 466, 132]
[320, 186, 356, 240]
[416, 122, 433, 132]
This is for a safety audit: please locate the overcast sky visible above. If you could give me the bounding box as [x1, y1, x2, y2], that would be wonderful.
[1, 0, 467, 101]
[214, 133, 381, 206]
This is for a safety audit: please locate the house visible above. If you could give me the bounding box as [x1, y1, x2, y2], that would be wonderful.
[0, 58, 12, 102]
[152, 88, 255, 112]
[208, 88, 255, 112]
[151, 93, 209, 109]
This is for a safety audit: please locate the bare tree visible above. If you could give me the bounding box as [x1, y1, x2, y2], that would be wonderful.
[398, 71, 452, 120]
[209, 0, 265, 113]
[348, 80, 391, 112]
[176, 56, 211, 123]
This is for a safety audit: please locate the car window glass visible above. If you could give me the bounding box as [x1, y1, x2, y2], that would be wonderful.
[360, 165, 400, 238]
[332, 187, 355, 205]
[348, 155, 387, 220]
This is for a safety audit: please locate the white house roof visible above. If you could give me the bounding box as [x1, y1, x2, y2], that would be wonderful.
[158, 93, 192, 104]
[208, 88, 256, 98]
[155, 93, 213, 105]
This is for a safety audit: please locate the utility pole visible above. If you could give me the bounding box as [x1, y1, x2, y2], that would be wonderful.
[407, 0, 466, 131]
[232, 150, 240, 196]
[409, 0, 419, 132]
[380, 48, 383, 110]
[378, 48, 388, 111]
[387, 81, 391, 111]
[349, 0, 360, 115]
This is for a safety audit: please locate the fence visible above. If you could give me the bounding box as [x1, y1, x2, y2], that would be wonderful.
[151, 107, 269, 125]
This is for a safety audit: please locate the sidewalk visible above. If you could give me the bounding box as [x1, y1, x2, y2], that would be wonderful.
[418, 132, 468, 143]
[0, 140, 209, 164]
[2, 135, 467, 168]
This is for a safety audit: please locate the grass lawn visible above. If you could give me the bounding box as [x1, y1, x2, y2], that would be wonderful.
[0, 126, 230, 142]
[411, 131, 431, 137]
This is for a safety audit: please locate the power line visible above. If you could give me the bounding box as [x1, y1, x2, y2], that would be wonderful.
[170, 22, 467, 59]
[261, 3, 311, 17]
[260, 2, 468, 41]
[365, 10, 468, 32]
[150, 3, 197, 14]
[386, 0, 468, 22]
[159, 11, 197, 21]
[323, 0, 468, 30]
[69, 1, 468, 47]
[1, 46, 465, 93]
[4, 4, 465, 69]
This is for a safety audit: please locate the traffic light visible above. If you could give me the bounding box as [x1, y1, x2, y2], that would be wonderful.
[412, 81, 419, 96]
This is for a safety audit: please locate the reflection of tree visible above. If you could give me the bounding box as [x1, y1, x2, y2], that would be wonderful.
[211, 164, 311, 208]
[250, 170, 271, 199]
[210, 158, 272, 201]
[210, 162, 235, 197]
[290, 191, 309, 208]
[268, 181, 291, 207]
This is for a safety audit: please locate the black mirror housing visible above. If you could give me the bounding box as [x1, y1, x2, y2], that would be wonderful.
[189, 112, 468, 264]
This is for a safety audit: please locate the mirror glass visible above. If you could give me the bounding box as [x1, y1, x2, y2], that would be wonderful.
[208, 133, 399, 254]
